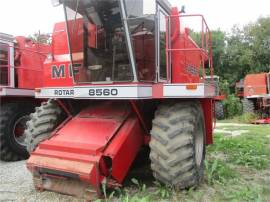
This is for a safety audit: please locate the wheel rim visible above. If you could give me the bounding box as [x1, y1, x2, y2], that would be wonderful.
[13, 115, 29, 146]
[194, 118, 204, 167]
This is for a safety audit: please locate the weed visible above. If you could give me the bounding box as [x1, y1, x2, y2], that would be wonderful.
[205, 159, 237, 185]
[115, 179, 153, 202]
[120, 194, 152, 202]
[184, 187, 205, 202]
[226, 185, 263, 202]
[131, 178, 146, 192]
[153, 181, 173, 199]
[209, 134, 270, 169]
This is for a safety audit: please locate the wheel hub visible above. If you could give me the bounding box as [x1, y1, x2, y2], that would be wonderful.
[194, 119, 204, 167]
[13, 115, 29, 146]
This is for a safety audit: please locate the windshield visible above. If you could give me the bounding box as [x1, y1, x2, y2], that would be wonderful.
[64, 0, 133, 83]
[124, 0, 156, 81]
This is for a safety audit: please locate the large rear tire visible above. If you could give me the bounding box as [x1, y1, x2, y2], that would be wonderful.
[242, 98, 255, 114]
[150, 101, 205, 189]
[215, 101, 224, 120]
[0, 102, 35, 161]
[25, 100, 64, 153]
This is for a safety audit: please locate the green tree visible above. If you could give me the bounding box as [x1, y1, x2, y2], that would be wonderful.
[216, 17, 270, 90]
[211, 30, 226, 77]
[191, 17, 270, 94]
[247, 17, 270, 72]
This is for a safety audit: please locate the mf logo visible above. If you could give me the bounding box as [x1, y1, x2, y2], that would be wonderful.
[52, 63, 81, 79]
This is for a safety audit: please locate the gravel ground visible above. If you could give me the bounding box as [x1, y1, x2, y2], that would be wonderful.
[0, 123, 263, 202]
[0, 160, 82, 202]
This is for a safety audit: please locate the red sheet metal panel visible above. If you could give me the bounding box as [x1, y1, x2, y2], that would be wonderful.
[27, 102, 133, 185]
[26, 101, 147, 201]
[15, 36, 50, 89]
[201, 98, 213, 145]
[244, 73, 268, 97]
[104, 115, 144, 182]
[253, 118, 270, 124]
[27, 154, 101, 200]
[52, 117, 123, 152]
[41, 102, 130, 152]
[170, 8, 209, 84]
[27, 155, 95, 179]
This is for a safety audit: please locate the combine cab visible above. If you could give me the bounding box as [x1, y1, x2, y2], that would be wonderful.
[0, 33, 50, 161]
[25, 0, 216, 200]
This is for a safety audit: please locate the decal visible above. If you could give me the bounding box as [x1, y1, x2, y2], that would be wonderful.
[52, 64, 65, 78]
[51, 63, 81, 79]
[89, 88, 118, 96]
[54, 89, 74, 96]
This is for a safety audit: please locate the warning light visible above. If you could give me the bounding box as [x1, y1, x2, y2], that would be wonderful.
[35, 88, 41, 93]
[186, 84, 198, 90]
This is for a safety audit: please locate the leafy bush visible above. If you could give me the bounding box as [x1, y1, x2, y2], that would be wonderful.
[223, 94, 242, 118]
[219, 79, 230, 96]
[232, 113, 259, 123]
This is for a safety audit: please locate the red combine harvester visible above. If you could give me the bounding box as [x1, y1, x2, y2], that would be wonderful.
[0, 33, 50, 161]
[236, 72, 270, 123]
[25, 0, 216, 200]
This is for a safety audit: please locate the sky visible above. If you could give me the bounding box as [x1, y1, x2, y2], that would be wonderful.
[0, 0, 269, 36]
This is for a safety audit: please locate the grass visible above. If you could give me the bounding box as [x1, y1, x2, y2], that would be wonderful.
[95, 123, 270, 202]
[208, 133, 270, 169]
[225, 185, 263, 202]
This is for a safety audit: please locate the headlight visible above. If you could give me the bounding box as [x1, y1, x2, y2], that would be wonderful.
[51, 0, 61, 7]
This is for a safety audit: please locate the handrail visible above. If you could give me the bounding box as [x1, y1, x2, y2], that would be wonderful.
[0, 43, 47, 87]
[167, 14, 214, 82]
